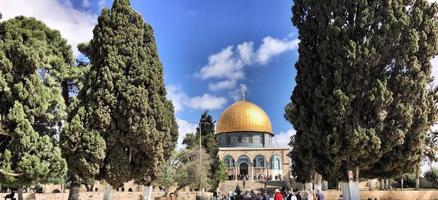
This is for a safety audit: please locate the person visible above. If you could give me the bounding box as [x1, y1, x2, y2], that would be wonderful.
[316, 189, 324, 200]
[226, 191, 234, 200]
[306, 190, 313, 200]
[295, 191, 302, 200]
[286, 191, 297, 200]
[4, 191, 15, 200]
[262, 192, 270, 200]
[169, 193, 176, 200]
[274, 189, 283, 200]
[138, 195, 143, 200]
[285, 191, 292, 200]
[244, 190, 251, 200]
[243, 179, 246, 188]
[235, 185, 241, 197]
[313, 191, 317, 200]
[212, 192, 217, 200]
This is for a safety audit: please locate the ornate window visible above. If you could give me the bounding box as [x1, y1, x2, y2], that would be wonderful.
[224, 155, 235, 168]
[253, 155, 265, 168]
[271, 155, 281, 170]
[237, 155, 251, 166]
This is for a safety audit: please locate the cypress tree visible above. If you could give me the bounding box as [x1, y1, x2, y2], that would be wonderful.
[286, 0, 438, 198]
[0, 17, 70, 199]
[62, 0, 178, 198]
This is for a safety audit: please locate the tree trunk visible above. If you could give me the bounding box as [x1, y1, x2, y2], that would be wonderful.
[85, 184, 90, 192]
[379, 179, 384, 190]
[355, 167, 359, 182]
[313, 171, 322, 191]
[17, 187, 23, 200]
[143, 185, 153, 200]
[415, 165, 420, 190]
[103, 186, 113, 200]
[341, 182, 360, 200]
[61, 80, 70, 107]
[368, 179, 372, 191]
[401, 175, 404, 191]
[341, 170, 360, 200]
[68, 181, 80, 200]
[387, 179, 391, 190]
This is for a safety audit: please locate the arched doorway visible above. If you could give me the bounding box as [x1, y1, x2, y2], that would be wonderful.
[237, 155, 251, 179]
[240, 163, 248, 176]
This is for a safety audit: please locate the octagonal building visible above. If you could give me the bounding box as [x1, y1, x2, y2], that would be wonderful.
[216, 99, 290, 181]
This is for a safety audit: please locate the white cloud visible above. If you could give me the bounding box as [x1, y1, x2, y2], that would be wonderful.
[237, 41, 255, 64]
[209, 80, 237, 91]
[256, 37, 300, 64]
[189, 94, 227, 110]
[271, 129, 295, 148]
[198, 36, 299, 92]
[166, 85, 227, 112]
[176, 118, 197, 149]
[0, 0, 97, 56]
[229, 83, 248, 101]
[166, 85, 187, 113]
[198, 46, 245, 81]
[81, 0, 91, 8]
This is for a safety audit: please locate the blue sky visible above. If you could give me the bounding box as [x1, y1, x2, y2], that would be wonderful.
[2, 0, 438, 169]
[129, 0, 300, 146]
[0, 0, 299, 146]
[1, 0, 297, 147]
[3, 0, 438, 175]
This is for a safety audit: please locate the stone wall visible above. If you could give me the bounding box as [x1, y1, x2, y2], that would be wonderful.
[0, 191, 212, 200]
[323, 190, 438, 200]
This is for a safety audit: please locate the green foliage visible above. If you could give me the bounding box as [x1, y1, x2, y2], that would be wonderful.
[0, 16, 70, 187]
[182, 133, 197, 148]
[60, 107, 106, 185]
[183, 111, 224, 190]
[176, 146, 212, 191]
[424, 131, 438, 163]
[155, 152, 178, 193]
[396, 173, 417, 188]
[286, 0, 438, 182]
[425, 168, 438, 185]
[156, 147, 212, 192]
[212, 161, 228, 188]
[62, 0, 178, 188]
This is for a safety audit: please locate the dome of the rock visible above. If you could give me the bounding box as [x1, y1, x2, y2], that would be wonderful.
[216, 100, 272, 134]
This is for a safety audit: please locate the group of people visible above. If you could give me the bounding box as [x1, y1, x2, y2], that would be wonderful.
[214, 186, 324, 200]
[272, 188, 324, 200]
[228, 174, 283, 181]
[255, 174, 283, 181]
[303, 189, 324, 200]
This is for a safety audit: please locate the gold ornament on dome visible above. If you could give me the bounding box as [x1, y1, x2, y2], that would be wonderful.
[216, 100, 272, 134]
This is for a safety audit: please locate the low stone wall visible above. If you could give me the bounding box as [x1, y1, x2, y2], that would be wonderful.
[0, 191, 212, 200]
[324, 190, 438, 200]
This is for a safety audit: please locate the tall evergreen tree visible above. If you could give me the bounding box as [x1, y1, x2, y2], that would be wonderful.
[0, 17, 70, 199]
[183, 111, 226, 190]
[61, 0, 178, 199]
[286, 0, 438, 198]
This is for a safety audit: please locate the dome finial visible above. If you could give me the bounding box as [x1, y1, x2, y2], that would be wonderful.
[240, 84, 247, 101]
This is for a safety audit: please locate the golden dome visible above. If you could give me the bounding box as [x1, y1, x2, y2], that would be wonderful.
[216, 100, 272, 134]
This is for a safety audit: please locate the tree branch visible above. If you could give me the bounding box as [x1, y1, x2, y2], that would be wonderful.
[0, 169, 24, 177]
